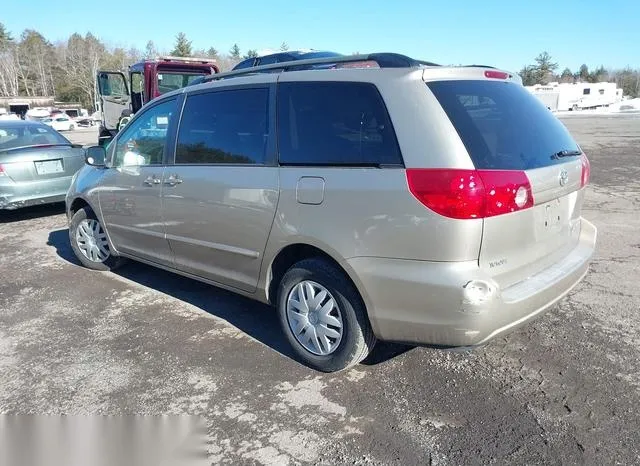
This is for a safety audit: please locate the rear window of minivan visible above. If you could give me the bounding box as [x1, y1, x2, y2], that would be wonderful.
[428, 80, 580, 170]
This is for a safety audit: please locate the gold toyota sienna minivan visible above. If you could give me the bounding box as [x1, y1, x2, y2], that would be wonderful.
[67, 53, 597, 372]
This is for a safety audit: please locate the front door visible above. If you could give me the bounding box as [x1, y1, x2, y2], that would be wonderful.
[98, 98, 178, 265]
[96, 71, 131, 132]
[162, 85, 279, 292]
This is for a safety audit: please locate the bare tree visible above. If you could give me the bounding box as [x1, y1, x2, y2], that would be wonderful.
[64, 33, 107, 109]
[0, 48, 20, 96]
[0, 22, 18, 96]
[144, 40, 158, 59]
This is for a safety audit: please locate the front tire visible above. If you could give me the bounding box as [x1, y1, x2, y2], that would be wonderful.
[69, 206, 123, 271]
[277, 258, 376, 372]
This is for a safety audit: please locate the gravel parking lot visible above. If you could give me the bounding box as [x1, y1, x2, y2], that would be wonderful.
[1, 116, 639, 464]
[65, 125, 100, 147]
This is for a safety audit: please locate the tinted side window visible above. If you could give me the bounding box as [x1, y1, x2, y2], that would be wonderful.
[277, 82, 402, 166]
[176, 88, 269, 164]
[274, 53, 294, 63]
[233, 59, 256, 70]
[258, 54, 279, 66]
[113, 99, 177, 167]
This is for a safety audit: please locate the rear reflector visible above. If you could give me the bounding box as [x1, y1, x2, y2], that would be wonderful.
[406, 169, 534, 219]
[580, 154, 590, 187]
[484, 70, 509, 79]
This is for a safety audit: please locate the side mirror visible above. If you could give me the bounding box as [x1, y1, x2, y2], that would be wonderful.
[85, 146, 107, 167]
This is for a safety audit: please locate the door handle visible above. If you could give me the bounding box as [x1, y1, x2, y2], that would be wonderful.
[164, 175, 183, 186]
[143, 176, 161, 186]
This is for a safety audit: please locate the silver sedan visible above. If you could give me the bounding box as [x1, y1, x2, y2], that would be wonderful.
[0, 120, 85, 210]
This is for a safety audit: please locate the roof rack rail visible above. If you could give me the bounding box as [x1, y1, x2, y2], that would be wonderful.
[204, 53, 439, 82]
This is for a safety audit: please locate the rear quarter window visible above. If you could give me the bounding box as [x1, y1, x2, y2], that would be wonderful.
[277, 82, 402, 166]
[428, 80, 580, 170]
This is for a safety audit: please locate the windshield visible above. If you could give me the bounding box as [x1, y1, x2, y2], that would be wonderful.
[428, 80, 580, 170]
[157, 72, 207, 95]
[0, 123, 70, 150]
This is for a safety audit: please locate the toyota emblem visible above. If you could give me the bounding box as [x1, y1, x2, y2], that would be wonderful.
[559, 169, 569, 186]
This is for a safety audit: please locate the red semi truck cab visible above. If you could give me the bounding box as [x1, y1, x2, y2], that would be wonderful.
[96, 56, 219, 145]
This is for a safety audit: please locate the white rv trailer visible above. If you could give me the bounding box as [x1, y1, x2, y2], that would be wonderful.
[526, 82, 623, 111]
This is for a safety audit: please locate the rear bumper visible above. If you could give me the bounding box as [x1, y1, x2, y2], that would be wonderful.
[348, 218, 597, 347]
[0, 177, 72, 210]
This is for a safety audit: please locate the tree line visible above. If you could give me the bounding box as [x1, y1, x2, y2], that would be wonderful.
[1, 23, 638, 110]
[520, 51, 640, 97]
[0, 24, 283, 110]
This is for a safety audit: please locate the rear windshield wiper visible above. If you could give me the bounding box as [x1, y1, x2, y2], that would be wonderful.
[551, 149, 582, 159]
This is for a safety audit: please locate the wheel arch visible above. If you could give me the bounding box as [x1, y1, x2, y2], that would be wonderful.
[67, 196, 119, 256]
[68, 197, 91, 217]
[265, 242, 378, 336]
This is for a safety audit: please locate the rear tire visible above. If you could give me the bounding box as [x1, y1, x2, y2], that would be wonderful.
[69, 206, 124, 271]
[277, 258, 376, 372]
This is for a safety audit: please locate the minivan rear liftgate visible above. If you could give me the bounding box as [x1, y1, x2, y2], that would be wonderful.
[424, 78, 591, 289]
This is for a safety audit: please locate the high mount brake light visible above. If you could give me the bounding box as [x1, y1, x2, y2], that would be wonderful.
[406, 169, 534, 219]
[484, 70, 509, 79]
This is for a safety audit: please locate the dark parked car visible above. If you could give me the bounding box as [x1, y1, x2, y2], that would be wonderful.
[232, 50, 343, 70]
[0, 120, 84, 210]
[187, 51, 345, 87]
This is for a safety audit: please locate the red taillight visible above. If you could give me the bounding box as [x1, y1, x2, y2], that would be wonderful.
[580, 154, 590, 187]
[0, 164, 5, 176]
[484, 70, 509, 79]
[406, 169, 534, 219]
[477, 170, 534, 217]
[406, 169, 484, 219]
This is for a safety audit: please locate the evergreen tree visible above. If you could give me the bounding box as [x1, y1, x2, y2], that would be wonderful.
[578, 64, 589, 82]
[519, 65, 538, 86]
[171, 32, 192, 57]
[0, 23, 13, 45]
[206, 47, 218, 59]
[589, 65, 607, 83]
[533, 51, 558, 84]
[243, 49, 258, 59]
[560, 67, 573, 82]
[229, 43, 241, 59]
